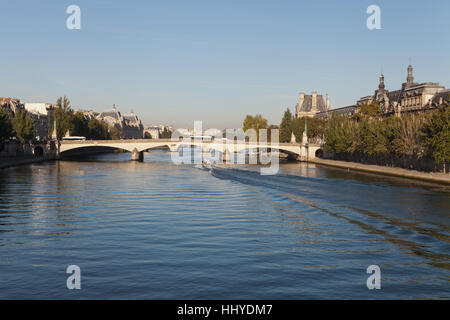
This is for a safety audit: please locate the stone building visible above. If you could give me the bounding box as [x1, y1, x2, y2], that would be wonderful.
[24, 103, 55, 141]
[295, 92, 330, 118]
[356, 65, 447, 115]
[315, 64, 449, 119]
[0, 97, 24, 116]
[96, 106, 144, 139]
[144, 125, 174, 139]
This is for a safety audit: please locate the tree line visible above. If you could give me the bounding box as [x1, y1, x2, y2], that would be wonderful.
[53, 96, 120, 140]
[241, 111, 326, 144]
[0, 96, 121, 144]
[324, 102, 449, 173]
[0, 106, 35, 143]
[279, 108, 326, 143]
[243, 101, 448, 173]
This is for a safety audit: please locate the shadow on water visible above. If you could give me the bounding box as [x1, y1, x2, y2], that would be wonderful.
[211, 165, 450, 272]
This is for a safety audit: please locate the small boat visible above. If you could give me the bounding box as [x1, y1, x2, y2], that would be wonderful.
[202, 159, 213, 170]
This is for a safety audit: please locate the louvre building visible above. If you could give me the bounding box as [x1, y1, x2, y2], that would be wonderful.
[96, 106, 144, 139]
[315, 65, 449, 118]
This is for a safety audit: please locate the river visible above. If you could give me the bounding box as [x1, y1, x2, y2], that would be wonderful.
[0, 151, 449, 299]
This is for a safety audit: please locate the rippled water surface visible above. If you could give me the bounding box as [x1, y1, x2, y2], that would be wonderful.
[0, 151, 449, 299]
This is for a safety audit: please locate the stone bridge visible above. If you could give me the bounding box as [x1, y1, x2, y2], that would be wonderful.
[60, 139, 322, 162]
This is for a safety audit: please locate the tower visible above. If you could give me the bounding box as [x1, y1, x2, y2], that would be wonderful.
[311, 92, 317, 112]
[379, 73, 385, 91]
[406, 64, 414, 87]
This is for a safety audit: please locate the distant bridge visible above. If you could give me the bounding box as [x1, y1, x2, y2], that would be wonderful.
[60, 139, 322, 161]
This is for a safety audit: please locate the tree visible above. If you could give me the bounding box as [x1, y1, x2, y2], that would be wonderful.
[71, 111, 89, 137]
[324, 112, 359, 154]
[266, 124, 279, 143]
[279, 108, 293, 142]
[12, 109, 35, 142]
[88, 118, 110, 140]
[354, 101, 382, 121]
[387, 114, 426, 158]
[54, 96, 73, 139]
[243, 114, 268, 141]
[109, 126, 121, 140]
[0, 107, 13, 142]
[422, 105, 450, 173]
[359, 119, 389, 156]
[161, 127, 172, 139]
[292, 116, 326, 143]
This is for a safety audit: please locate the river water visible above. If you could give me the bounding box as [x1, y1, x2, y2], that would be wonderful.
[0, 151, 449, 299]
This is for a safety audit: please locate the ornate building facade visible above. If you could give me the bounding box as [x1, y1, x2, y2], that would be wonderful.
[295, 92, 330, 118]
[0, 97, 24, 116]
[315, 65, 449, 119]
[96, 106, 144, 139]
[24, 103, 55, 141]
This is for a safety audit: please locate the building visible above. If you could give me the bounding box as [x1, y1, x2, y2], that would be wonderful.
[357, 65, 446, 115]
[122, 110, 144, 139]
[144, 125, 174, 139]
[80, 110, 99, 120]
[96, 105, 144, 139]
[315, 64, 449, 119]
[24, 103, 55, 141]
[295, 92, 330, 118]
[0, 97, 24, 116]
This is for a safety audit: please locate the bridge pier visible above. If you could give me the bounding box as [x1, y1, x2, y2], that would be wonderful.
[131, 148, 144, 161]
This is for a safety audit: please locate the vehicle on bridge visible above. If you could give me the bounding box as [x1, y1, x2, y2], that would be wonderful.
[190, 135, 213, 141]
[62, 136, 86, 141]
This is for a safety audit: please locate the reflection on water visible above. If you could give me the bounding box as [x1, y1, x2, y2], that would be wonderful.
[0, 151, 449, 299]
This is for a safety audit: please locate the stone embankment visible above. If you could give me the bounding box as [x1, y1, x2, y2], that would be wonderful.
[311, 158, 450, 185]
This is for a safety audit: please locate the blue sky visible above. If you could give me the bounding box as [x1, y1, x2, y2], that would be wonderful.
[1, 0, 449, 128]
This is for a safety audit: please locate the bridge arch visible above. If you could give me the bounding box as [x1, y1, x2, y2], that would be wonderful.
[315, 148, 324, 158]
[33, 146, 44, 157]
[60, 143, 136, 154]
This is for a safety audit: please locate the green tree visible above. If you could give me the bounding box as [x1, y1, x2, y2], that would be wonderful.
[324, 112, 359, 154]
[12, 109, 35, 142]
[88, 118, 110, 140]
[71, 111, 90, 137]
[0, 107, 13, 142]
[388, 114, 426, 158]
[267, 124, 279, 143]
[354, 102, 382, 121]
[109, 126, 121, 140]
[161, 127, 172, 139]
[243, 114, 268, 141]
[359, 119, 389, 156]
[279, 108, 293, 142]
[422, 105, 450, 173]
[292, 116, 326, 142]
[54, 96, 73, 139]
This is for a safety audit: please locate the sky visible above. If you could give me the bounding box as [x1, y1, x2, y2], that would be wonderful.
[1, 0, 449, 129]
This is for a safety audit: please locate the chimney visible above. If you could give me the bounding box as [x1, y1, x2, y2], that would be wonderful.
[298, 93, 305, 117]
[299, 93, 305, 106]
[311, 92, 317, 111]
[326, 93, 330, 110]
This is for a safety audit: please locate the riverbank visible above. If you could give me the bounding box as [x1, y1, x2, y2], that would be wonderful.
[0, 156, 50, 169]
[311, 158, 450, 185]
